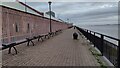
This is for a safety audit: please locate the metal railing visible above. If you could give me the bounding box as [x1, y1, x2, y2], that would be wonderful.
[76, 27, 120, 68]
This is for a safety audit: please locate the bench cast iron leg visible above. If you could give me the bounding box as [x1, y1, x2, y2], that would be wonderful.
[8, 47, 17, 54]
[13, 46, 17, 54]
[31, 41, 34, 46]
[27, 41, 30, 46]
[8, 47, 12, 54]
[40, 37, 43, 42]
[38, 37, 40, 41]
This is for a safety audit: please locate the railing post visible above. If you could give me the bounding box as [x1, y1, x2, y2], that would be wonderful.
[90, 31, 91, 41]
[88, 30, 89, 39]
[86, 30, 88, 40]
[94, 32, 95, 47]
[101, 34, 104, 56]
[118, 40, 120, 68]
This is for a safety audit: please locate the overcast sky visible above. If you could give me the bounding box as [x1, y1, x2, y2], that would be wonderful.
[26, 2, 118, 26]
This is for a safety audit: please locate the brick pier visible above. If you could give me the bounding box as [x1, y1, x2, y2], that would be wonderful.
[2, 28, 99, 66]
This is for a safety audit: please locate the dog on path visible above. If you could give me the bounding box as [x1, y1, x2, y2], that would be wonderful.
[73, 32, 78, 40]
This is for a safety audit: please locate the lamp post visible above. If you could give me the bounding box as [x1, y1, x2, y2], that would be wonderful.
[25, 0, 27, 12]
[48, 1, 52, 33]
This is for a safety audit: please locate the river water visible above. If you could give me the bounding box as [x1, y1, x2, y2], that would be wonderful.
[78, 24, 119, 45]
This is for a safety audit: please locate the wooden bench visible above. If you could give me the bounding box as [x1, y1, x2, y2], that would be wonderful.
[1, 31, 62, 55]
[2, 39, 26, 54]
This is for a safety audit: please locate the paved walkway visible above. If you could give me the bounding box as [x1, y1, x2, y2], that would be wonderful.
[2, 28, 99, 66]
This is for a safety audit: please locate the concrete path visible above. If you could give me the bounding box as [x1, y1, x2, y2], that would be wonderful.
[2, 28, 100, 66]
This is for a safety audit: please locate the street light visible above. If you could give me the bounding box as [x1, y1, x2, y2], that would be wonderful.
[25, 0, 27, 12]
[48, 1, 52, 33]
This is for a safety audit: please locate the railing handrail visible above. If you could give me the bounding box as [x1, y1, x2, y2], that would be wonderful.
[80, 27, 120, 41]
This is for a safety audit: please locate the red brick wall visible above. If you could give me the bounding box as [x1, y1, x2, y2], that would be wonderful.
[1, 6, 71, 44]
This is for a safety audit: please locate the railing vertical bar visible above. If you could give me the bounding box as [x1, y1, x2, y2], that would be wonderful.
[94, 32, 95, 47]
[89, 31, 91, 41]
[118, 40, 120, 68]
[101, 34, 104, 56]
[87, 30, 88, 40]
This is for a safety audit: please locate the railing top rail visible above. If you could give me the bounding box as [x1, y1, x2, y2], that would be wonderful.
[78, 27, 120, 41]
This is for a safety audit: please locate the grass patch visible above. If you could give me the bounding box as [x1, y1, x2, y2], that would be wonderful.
[89, 47, 107, 68]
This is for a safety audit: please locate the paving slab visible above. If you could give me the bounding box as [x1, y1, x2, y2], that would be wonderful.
[2, 28, 100, 66]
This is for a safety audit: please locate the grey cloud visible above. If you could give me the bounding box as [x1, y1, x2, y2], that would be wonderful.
[27, 2, 118, 25]
[59, 4, 117, 24]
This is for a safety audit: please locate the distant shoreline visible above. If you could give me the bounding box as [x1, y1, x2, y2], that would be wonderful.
[93, 24, 119, 26]
[79, 24, 120, 26]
